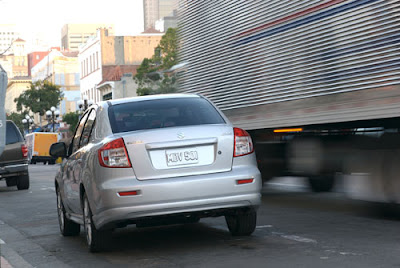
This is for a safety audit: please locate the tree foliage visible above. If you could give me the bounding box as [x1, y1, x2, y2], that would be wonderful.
[14, 80, 64, 116]
[62, 111, 80, 133]
[135, 28, 179, 96]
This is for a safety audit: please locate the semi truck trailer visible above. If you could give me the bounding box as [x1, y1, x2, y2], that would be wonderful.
[177, 0, 400, 202]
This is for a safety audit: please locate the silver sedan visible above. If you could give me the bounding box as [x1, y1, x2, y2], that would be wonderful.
[51, 94, 262, 252]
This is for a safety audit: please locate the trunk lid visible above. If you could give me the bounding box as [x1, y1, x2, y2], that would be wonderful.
[122, 125, 234, 180]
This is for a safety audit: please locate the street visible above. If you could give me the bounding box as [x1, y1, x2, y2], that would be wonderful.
[1, 165, 399, 268]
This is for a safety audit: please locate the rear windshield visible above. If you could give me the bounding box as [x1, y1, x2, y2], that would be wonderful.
[6, 121, 23, 145]
[109, 97, 226, 133]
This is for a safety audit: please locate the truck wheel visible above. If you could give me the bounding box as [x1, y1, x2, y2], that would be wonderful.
[16, 174, 30, 190]
[83, 193, 111, 252]
[5, 177, 17, 187]
[57, 188, 80, 236]
[225, 208, 257, 236]
[308, 175, 335, 192]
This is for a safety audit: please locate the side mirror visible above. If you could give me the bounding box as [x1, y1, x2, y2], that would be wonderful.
[50, 142, 67, 158]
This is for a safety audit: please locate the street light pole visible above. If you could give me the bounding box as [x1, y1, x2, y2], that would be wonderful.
[46, 106, 60, 132]
[77, 96, 94, 113]
[22, 115, 33, 135]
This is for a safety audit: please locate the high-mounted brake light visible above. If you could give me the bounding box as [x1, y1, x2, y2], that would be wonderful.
[21, 144, 28, 158]
[98, 138, 132, 168]
[233, 127, 254, 157]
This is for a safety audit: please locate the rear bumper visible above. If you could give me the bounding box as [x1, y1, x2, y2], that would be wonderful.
[91, 165, 262, 229]
[0, 163, 28, 177]
[31, 156, 55, 162]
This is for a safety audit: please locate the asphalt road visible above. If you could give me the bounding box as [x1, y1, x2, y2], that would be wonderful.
[0, 165, 399, 268]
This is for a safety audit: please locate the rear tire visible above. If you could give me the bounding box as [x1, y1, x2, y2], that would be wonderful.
[83, 193, 111, 252]
[225, 208, 257, 236]
[308, 175, 335, 192]
[5, 177, 17, 187]
[57, 188, 80, 236]
[16, 174, 29, 190]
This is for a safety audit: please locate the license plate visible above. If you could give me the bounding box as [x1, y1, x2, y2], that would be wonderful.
[166, 148, 199, 166]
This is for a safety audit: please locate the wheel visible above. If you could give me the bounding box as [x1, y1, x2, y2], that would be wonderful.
[57, 188, 80, 236]
[5, 177, 17, 187]
[16, 174, 30, 190]
[225, 208, 257, 236]
[50, 160, 56, 165]
[308, 175, 335, 192]
[83, 193, 111, 252]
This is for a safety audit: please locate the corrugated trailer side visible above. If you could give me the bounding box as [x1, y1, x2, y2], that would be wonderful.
[177, 0, 400, 201]
[178, 0, 400, 128]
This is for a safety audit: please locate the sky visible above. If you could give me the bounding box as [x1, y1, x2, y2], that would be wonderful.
[0, 0, 144, 49]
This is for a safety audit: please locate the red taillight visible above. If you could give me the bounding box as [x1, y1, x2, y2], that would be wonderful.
[98, 138, 132, 168]
[21, 144, 28, 158]
[233, 127, 254, 157]
[118, 190, 139, 197]
[237, 179, 254, 185]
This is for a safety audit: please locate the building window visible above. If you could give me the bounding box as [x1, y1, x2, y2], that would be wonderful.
[103, 92, 112, 100]
[96, 51, 99, 69]
[90, 55, 92, 73]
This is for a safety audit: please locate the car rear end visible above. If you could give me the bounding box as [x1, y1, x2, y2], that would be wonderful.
[89, 95, 262, 230]
[0, 121, 29, 189]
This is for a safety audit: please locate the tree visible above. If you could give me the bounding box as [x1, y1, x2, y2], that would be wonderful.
[157, 27, 178, 70]
[62, 111, 80, 133]
[14, 80, 64, 116]
[135, 28, 179, 96]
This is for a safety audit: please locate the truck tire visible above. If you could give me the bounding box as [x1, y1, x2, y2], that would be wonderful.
[16, 174, 30, 190]
[225, 208, 257, 236]
[5, 177, 17, 187]
[308, 175, 335, 192]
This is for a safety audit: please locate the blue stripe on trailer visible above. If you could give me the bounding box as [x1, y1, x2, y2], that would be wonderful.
[236, 0, 381, 46]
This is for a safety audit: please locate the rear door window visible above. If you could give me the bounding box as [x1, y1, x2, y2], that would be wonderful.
[71, 113, 89, 154]
[109, 97, 226, 134]
[80, 109, 96, 147]
[6, 121, 22, 145]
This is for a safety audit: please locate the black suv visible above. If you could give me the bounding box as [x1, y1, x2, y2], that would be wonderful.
[0, 120, 29, 190]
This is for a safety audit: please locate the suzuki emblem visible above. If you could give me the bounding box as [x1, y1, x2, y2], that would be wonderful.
[177, 132, 185, 139]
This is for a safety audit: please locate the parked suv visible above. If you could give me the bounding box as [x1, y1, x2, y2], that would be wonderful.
[0, 120, 30, 190]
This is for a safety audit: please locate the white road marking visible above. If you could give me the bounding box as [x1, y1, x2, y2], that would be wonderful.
[0, 238, 5, 244]
[272, 232, 317, 243]
[256, 225, 273, 229]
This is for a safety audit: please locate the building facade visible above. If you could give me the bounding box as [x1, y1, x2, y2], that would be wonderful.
[0, 24, 19, 55]
[97, 66, 139, 101]
[11, 38, 28, 77]
[143, 0, 177, 31]
[79, 28, 163, 102]
[31, 49, 81, 115]
[5, 76, 31, 114]
[27, 49, 58, 76]
[61, 24, 114, 51]
[0, 38, 28, 79]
